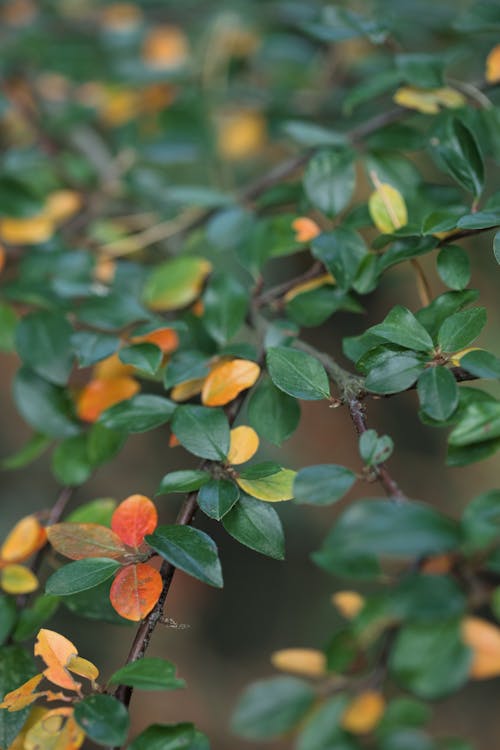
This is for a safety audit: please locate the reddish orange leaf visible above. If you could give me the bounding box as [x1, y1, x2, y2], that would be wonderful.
[111, 494, 158, 547]
[46, 523, 127, 560]
[227, 426, 259, 465]
[1, 515, 46, 563]
[34, 630, 80, 692]
[292, 217, 321, 243]
[132, 327, 179, 354]
[76, 376, 140, 423]
[462, 616, 500, 679]
[0, 674, 44, 711]
[201, 359, 260, 407]
[169, 433, 180, 448]
[109, 563, 162, 621]
[341, 691, 385, 734]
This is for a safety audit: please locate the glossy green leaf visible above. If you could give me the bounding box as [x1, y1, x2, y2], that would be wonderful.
[462, 490, 500, 550]
[437, 307, 486, 352]
[247, 376, 301, 446]
[359, 430, 394, 466]
[296, 695, 350, 750]
[119, 343, 163, 376]
[146, 525, 223, 588]
[13, 367, 80, 439]
[430, 118, 484, 197]
[202, 273, 248, 345]
[170, 405, 230, 460]
[369, 306, 434, 352]
[449, 401, 500, 446]
[222, 494, 285, 560]
[365, 351, 426, 394]
[108, 657, 185, 691]
[460, 350, 500, 379]
[156, 470, 211, 495]
[164, 351, 209, 389]
[267, 346, 330, 400]
[303, 149, 356, 216]
[311, 228, 367, 290]
[46, 558, 120, 596]
[74, 694, 130, 746]
[100, 395, 176, 433]
[293, 465, 356, 505]
[71, 331, 121, 367]
[87, 424, 126, 466]
[128, 723, 201, 750]
[197, 479, 239, 520]
[437, 246, 470, 290]
[417, 366, 459, 421]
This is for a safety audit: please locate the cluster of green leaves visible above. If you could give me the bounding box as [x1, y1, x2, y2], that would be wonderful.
[1, 0, 500, 749]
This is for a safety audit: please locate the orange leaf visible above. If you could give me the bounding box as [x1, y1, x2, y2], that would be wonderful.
[24, 708, 84, 750]
[0, 244, 5, 274]
[331, 591, 365, 620]
[420, 554, 453, 575]
[46, 523, 127, 560]
[93, 353, 135, 380]
[76, 376, 140, 422]
[1, 515, 46, 563]
[217, 110, 267, 161]
[227, 426, 259, 465]
[341, 691, 385, 734]
[0, 215, 54, 245]
[34, 630, 80, 692]
[142, 25, 189, 70]
[1, 564, 38, 594]
[109, 563, 162, 621]
[111, 494, 158, 547]
[132, 327, 179, 354]
[169, 433, 180, 448]
[202, 359, 260, 407]
[461, 616, 500, 679]
[292, 217, 321, 243]
[486, 44, 500, 83]
[271, 648, 326, 678]
[45, 191, 82, 226]
[171, 378, 206, 403]
[0, 674, 44, 711]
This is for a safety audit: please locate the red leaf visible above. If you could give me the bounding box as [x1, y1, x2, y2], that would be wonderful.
[111, 495, 158, 548]
[46, 524, 127, 560]
[109, 563, 162, 621]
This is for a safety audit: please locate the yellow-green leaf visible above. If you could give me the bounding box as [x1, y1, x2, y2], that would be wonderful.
[368, 182, 408, 234]
[1, 564, 38, 594]
[237, 468, 296, 502]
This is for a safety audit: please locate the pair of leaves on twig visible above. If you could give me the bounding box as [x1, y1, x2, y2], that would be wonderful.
[0, 515, 46, 594]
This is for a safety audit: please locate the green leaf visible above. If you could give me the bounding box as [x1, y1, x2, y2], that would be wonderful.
[46, 558, 120, 596]
[0, 645, 36, 748]
[13, 594, 59, 642]
[396, 52, 444, 88]
[146, 525, 223, 588]
[437, 307, 486, 352]
[449, 401, 500, 446]
[15, 310, 74, 385]
[87, 424, 126, 466]
[247, 376, 301, 446]
[377, 697, 431, 736]
[170, 405, 230, 460]
[232, 676, 315, 740]
[437, 246, 470, 290]
[142, 256, 211, 311]
[108, 657, 185, 691]
[311, 228, 367, 290]
[462, 490, 500, 550]
[287, 287, 361, 327]
[164, 351, 209, 389]
[303, 149, 356, 216]
[460, 350, 500, 379]
[13, 367, 80, 439]
[100, 395, 176, 433]
[64, 580, 131, 626]
[293, 465, 356, 505]
[74, 694, 130, 746]
[390, 620, 471, 699]
[128, 723, 200, 750]
[0, 303, 18, 352]
[197, 479, 239, 520]
[202, 274, 248, 345]
[430, 118, 484, 197]
[417, 367, 459, 421]
[237, 465, 296, 502]
[296, 695, 350, 750]
[389, 574, 466, 623]
[1, 433, 52, 470]
[365, 351, 426, 394]
[267, 347, 330, 400]
[71, 331, 121, 367]
[416, 289, 479, 339]
[369, 306, 434, 352]
[157, 470, 211, 495]
[222, 494, 285, 560]
[314, 499, 461, 575]
[281, 120, 348, 147]
[77, 292, 148, 332]
[119, 343, 163, 376]
[52, 434, 93, 486]
[66, 498, 117, 526]
[494, 230, 500, 264]
[359, 430, 394, 466]
[0, 596, 16, 646]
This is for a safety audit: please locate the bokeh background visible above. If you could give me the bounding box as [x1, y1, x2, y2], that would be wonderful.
[1, 0, 499, 747]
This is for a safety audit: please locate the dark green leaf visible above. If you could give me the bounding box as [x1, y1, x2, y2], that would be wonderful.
[222, 494, 285, 560]
[64, 580, 131, 626]
[293, 465, 356, 506]
[460, 350, 500, 379]
[0, 596, 16, 646]
[146, 525, 223, 588]
[87, 424, 126, 466]
[128, 723, 199, 750]
[430, 118, 484, 197]
[303, 149, 356, 216]
[417, 367, 459, 421]
[170, 405, 230, 460]
[437, 246, 470, 290]
[13, 595, 59, 643]
[202, 274, 248, 345]
[119, 343, 163, 376]
[267, 347, 330, 400]
[0, 646, 36, 747]
[462, 490, 500, 550]
[365, 351, 426, 394]
[359, 430, 394, 466]
[46, 558, 120, 596]
[13, 367, 80, 439]
[52, 434, 93, 485]
[369, 306, 434, 352]
[311, 228, 367, 290]
[247, 377, 300, 446]
[437, 308, 486, 352]
[296, 695, 350, 750]
[164, 351, 209, 389]
[396, 52, 444, 88]
[100, 395, 176, 433]
[416, 290, 479, 339]
[197, 479, 239, 520]
[449, 401, 500, 446]
[74, 694, 130, 746]
[71, 331, 121, 367]
[108, 658, 185, 691]
[0, 303, 18, 352]
[156, 470, 211, 495]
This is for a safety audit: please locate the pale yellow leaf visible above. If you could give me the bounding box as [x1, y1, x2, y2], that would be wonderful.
[236, 468, 296, 502]
[271, 648, 326, 678]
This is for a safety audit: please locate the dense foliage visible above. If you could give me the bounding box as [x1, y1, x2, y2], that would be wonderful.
[0, 0, 500, 748]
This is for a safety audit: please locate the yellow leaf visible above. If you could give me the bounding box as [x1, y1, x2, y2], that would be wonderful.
[0, 674, 44, 711]
[341, 691, 386, 734]
[202, 359, 261, 407]
[34, 630, 80, 692]
[449, 347, 482, 367]
[1, 515, 46, 563]
[271, 648, 326, 678]
[1, 564, 38, 594]
[217, 110, 267, 161]
[461, 616, 500, 679]
[67, 656, 99, 682]
[332, 591, 365, 619]
[227, 426, 259, 465]
[486, 44, 500, 83]
[142, 25, 189, 70]
[45, 191, 82, 226]
[0, 215, 54, 245]
[237, 468, 296, 502]
[394, 86, 465, 114]
[7, 705, 48, 750]
[171, 378, 206, 403]
[284, 273, 335, 303]
[100, 89, 140, 127]
[292, 217, 321, 243]
[24, 708, 84, 750]
[368, 182, 408, 234]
